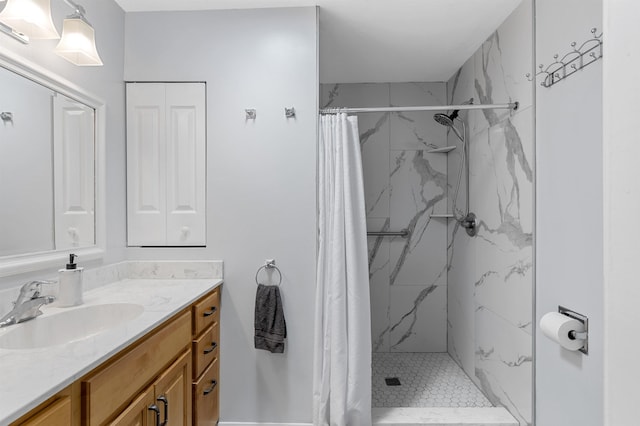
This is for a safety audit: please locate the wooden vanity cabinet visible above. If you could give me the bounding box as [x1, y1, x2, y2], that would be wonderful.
[8, 286, 221, 426]
[12, 384, 80, 426]
[82, 311, 192, 425]
[16, 395, 72, 426]
[109, 351, 191, 426]
[191, 288, 220, 426]
[107, 386, 154, 426]
[153, 351, 192, 426]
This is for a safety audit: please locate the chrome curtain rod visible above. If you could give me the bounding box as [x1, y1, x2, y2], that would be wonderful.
[320, 102, 518, 114]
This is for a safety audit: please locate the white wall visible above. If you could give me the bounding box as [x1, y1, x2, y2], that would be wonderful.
[535, 0, 603, 424]
[602, 1, 640, 425]
[123, 8, 318, 424]
[0, 0, 126, 289]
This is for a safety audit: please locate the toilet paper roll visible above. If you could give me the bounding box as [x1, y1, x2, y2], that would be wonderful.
[540, 312, 585, 351]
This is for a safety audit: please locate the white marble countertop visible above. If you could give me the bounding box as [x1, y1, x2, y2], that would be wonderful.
[0, 277, 222, 425]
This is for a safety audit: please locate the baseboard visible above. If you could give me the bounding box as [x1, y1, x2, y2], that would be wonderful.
[219, 423, 312, 426]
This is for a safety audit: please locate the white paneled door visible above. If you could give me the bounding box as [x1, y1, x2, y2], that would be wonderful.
[126, 82, 206, 246]
[53, 93, 96, 250]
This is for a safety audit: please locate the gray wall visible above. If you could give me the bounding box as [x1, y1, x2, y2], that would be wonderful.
[535, 0, 603, 424]
[447, 1, 534, 424]
[123, 7, 318, 424]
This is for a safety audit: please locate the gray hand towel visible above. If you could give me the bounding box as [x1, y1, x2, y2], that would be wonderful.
[254, 284, 287, 353]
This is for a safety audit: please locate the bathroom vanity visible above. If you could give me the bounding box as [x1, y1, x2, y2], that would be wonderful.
[0, 277, 222, 426]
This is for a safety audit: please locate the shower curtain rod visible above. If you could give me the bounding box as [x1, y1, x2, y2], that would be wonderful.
[319, 102, 518, 114]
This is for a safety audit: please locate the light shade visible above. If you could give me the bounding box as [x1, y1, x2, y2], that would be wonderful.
[0, 0, 59, 39]
[54, 18, 103, 66]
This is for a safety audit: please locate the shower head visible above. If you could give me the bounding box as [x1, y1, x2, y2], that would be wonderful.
[433, 98, 473, 127]
[433, 110, 459, 127]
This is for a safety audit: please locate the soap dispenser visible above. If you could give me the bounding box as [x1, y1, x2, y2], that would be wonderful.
[58, 253, 83, 307]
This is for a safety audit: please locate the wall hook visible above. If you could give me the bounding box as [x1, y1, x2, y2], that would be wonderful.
[1, 112, 13, 123]
[526, 27, 603, 88]
[245, 109, 256, 120]
[285, 107, 296, 118]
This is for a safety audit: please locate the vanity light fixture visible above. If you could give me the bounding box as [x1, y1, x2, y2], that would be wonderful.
[0, 0, 59, 39]
[54, 0, 102, 66]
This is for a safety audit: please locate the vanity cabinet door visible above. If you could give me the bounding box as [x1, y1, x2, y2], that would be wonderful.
[126, 82, 206, 247]
[108, 387, 154, 426]
[154, 351, 192, 426]
[19, 396, 71, 426]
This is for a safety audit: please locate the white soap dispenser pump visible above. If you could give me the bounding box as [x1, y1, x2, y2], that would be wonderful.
[58, 253, 83, 307]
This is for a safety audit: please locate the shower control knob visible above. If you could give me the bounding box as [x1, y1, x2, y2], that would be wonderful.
[461, 212, 478, 237]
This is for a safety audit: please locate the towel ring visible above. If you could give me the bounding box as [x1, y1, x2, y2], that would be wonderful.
[255, 263, 282, 286]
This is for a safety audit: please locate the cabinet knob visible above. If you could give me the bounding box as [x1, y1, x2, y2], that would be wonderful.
[181, 226, 190, 240]
[203, 379, 218, 395]
[157, 395, 168, 426]
[148, 404, 161, 426]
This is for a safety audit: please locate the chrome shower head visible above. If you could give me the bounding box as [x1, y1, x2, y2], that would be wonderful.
[433, 110, 459, 127]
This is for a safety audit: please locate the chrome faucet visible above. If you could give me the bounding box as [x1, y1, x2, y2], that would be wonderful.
[0, 280, 56, 328]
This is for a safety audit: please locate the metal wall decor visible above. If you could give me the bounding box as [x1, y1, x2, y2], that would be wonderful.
[527, 28, 603, 88]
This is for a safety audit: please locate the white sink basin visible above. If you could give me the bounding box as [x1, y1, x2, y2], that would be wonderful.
[0, 303, 144, 350]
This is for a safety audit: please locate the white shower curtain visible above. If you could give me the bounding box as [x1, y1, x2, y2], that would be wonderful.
[313, 113, 371, 426]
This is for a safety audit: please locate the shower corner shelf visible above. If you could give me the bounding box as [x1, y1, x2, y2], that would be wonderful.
[426, 146, 457, 154]
[430, 213, 454, 218]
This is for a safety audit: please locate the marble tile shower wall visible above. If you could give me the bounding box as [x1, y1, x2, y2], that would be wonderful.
[446, 1, 533, 425]
[320, 82, 450, 353]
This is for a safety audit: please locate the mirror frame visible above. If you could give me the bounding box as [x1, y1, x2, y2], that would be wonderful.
[0, 46, 106, 277]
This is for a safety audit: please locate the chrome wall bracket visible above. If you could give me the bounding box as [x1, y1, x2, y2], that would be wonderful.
[245, 109, 256, 120]
[558, 305, 589, 355]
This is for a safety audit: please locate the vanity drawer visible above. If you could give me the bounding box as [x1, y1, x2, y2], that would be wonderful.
[193, 289, 219, 336]
[193, 323, 219, 378]
[193, 357, 219, 426]
[82, 311, 191, 425]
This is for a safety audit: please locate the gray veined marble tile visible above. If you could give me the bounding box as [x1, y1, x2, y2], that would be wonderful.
[389, 284, 447, 352]
[448, 54, 476, 107]
[389, 150, 447, 287]
[447, 222, 478, 379]
[472, 0, 534, 138]
[389, 82, 448, 150]
[474, 246, 533, 333]
[470, 118, 532, 251]
[320, 83, 389, 110]
[368, 218, 391, 353]
[475, 307, 532, 426]
[447, 54, 485, 144]
[361, 113, 391, 218]
[320, 83, 392, 218]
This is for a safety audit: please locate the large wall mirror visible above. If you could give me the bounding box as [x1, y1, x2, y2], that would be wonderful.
[0, 50, 105, 277]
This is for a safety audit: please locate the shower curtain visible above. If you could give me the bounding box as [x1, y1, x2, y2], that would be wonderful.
[313, 113, 371, 426]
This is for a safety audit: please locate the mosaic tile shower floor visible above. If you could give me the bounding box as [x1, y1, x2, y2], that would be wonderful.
[372, 352, 493, 408]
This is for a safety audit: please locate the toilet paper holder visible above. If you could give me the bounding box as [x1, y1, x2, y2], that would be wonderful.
[558, 305, 589, 355]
